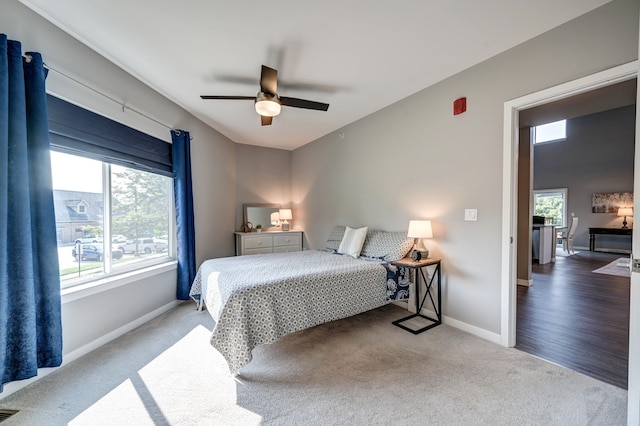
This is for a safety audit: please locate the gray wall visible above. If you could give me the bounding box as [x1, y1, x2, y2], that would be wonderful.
[533, 105, 636, 251]
[292, 0, 639, 335]
[235, 144, 292, 231]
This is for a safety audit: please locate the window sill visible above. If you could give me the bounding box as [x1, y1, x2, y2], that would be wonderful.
[61, 260, 178, 304]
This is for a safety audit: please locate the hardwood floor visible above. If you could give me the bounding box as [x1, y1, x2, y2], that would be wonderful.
[515, 249, 630, 389]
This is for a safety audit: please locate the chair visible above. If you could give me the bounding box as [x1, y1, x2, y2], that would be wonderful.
[558, 217, 579, 254]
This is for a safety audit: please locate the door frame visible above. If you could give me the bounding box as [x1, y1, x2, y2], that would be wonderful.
[501, 60, 638, 419]
[501, 60, 637, 347]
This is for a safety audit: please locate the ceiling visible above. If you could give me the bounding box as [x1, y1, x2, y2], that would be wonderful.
[20, 0, 612, 150]
[520, 78, 637, 127]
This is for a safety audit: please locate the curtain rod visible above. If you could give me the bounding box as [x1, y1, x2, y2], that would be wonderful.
[44, 63, 175, 132]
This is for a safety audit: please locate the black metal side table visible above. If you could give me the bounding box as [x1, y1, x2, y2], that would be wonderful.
[391, 257, 441, 334]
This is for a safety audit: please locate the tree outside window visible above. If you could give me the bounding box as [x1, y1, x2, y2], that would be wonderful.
[533, 189, 567, 227]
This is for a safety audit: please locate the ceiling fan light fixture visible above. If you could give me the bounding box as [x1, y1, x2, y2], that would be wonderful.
[255, 92, 281, 117]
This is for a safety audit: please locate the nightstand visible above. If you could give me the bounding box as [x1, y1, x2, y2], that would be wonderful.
[390, 257, 442, 334]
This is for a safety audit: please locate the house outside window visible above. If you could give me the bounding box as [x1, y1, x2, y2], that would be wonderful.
[533, 188, 568, 227]
[51, 151, 174, 288]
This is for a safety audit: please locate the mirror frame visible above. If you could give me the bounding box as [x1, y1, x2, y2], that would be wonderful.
[243, 203, 281, 231]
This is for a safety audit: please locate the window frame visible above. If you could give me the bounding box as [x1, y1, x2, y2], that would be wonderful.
[53, 149, 176, 291]
[532, 188, 568, 227]
[532, 119, 567, 145]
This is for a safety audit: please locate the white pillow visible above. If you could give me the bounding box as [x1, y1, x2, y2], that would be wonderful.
[337, 226, 368, 258]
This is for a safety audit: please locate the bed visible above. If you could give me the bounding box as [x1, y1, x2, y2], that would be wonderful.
[189, 226, 414, 373]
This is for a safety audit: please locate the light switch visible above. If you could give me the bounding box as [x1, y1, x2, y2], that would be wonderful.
[465, 209, 478, 221]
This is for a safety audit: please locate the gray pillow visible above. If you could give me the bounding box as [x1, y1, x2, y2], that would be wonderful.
[325, 225, 346, 251]
[361, 230, 414, 261]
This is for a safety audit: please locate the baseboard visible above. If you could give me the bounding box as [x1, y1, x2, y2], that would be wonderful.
[0, 299, 183, 400]
[517, 278, 532, 287]
[419, 308, 502, 345]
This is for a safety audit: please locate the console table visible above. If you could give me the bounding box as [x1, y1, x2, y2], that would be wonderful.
[588, 227, 632, 252]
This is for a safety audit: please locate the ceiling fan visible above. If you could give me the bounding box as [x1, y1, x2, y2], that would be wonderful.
[200, 65, 329, 126]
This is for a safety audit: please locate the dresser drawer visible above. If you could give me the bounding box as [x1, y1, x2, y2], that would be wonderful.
[274, 234, 301, 247]
[243, 235, 273, 250]
[273, 245, 301, 253]
[245, 247, 274, 255]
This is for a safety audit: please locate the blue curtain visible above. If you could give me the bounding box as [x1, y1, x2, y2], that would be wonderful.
[0, 35, 62, 390]
[171, 130, 196, 300]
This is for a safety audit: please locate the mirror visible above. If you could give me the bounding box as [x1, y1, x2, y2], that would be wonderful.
[243, 204, 280, 231]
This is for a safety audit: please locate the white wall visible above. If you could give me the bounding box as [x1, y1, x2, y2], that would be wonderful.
[0, 0, 239, 396]
[292, 0, 639, 336]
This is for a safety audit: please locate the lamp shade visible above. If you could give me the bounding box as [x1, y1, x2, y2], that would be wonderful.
[279, 209, 292, 220]
[618, 207, 633, 217]
[407, 220, 433, 239]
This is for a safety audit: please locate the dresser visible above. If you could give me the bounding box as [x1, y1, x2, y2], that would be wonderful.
[234, 231, 303, 256]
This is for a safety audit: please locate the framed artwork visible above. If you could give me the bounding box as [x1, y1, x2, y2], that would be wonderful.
[592, 192, 633, 213]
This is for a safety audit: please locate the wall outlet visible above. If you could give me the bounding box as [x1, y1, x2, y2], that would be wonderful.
[465, 209, 478, 221]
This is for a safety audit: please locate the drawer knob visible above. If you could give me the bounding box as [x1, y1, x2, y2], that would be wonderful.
[258, 241, 262, 245]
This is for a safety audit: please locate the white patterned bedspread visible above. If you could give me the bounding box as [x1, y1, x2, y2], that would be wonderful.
[190, 250, 388, 373]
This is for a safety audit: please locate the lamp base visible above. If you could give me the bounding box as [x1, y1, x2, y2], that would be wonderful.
[411, 249, 429, 261]
[282, 221, 290, 231]
[622, 217, 628, 229]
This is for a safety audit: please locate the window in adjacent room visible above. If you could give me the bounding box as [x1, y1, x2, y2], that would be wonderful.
[51, 150, 173, 289]
[533, 188, 567, 227]
[533, 119, 566, 144]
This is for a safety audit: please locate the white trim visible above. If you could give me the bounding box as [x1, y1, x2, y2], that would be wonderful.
[441, 313, 501, 345]
[61, 261, 177, 304]
[0, 299, 184, 400]
[517, 278, 533, 287]
[502, 60, 638, 349]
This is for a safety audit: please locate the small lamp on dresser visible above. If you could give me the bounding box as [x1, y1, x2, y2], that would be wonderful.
[279, 209, 292, 231]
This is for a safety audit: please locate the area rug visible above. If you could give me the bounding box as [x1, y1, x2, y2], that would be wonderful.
[592, 258, 631, 277]
[556, 249, 580, 257]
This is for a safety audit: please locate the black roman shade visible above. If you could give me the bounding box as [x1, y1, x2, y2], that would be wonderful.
[47, 94, 172, 176]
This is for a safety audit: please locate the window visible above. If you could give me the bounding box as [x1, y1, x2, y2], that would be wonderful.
[533, 119, 566, 144]
[533, 188, 567, 227]
[46, 94, 174, 290]
[52, 151, 174, 289]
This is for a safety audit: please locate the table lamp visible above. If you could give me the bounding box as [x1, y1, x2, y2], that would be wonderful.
[407, 220, 433, 259]
[618, 207, 633, 229]
[279, 208, 292, 231]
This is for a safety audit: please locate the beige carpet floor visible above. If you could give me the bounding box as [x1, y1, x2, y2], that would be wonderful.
[0, 302, 627, 425]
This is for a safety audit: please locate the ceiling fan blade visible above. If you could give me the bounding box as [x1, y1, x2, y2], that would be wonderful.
[260, 65, 278, 95]
[278, 81, 343, 94]
[216, 74, 342, 94]
[280, 97, 329, 111]
[261, 115, 273, 126]
[200, 95, 255, 100]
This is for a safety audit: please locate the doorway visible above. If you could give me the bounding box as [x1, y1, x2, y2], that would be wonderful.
[517, 80, 636, 388]
[500, 62, 638, 375]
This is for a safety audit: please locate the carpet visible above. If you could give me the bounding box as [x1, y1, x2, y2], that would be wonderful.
[592, 258, 631, 277]
[0, 303, 627, 425]
[555, 246, 579, 257]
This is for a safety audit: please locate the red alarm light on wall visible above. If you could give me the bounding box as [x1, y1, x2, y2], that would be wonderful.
[453, 97, 466, 115]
